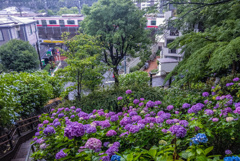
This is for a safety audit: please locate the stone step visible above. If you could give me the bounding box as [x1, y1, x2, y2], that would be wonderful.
[11, 158, 26, 161]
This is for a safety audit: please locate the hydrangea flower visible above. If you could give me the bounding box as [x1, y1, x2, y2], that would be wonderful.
[103, 142, 110, 147]
[117, 96, 123, 100]
[226, 83, 234, 87]
[140, 98, 145, 101]
[155, 101, 162, 105]
[139, 102, 144, 106]
[146, 101, 155, 108]
[224, 156, 240, 161]
[175, 111, 179, 114]
[64, 122, 85, 139]
[124, 124, 132, 131]
[100, 120, 111, 128]
[129, 111, 138, 117]
[190, 133, 208, 145]
[58, 113, 64, 118]
[126, 90, 132, 94]
[179, 120, 189, 127]
[226, 117, 234, 122]
[86, 126, 97, 134]
[202, 92, 209, 97]
[106, 130, 117, 136]
[119, 132, 129, 137]
[76, 108, 81, 113]
[233, 77, 239, 82]
[212, 118, 219, 122]
[85, 138, 102, 152]
[120, 117, 131, 126]
[156, 117, 164, 124]
[188, 103, 204, 113]
[54, 122, 61, 127]
[204, 109, 214, 115]
[234, 107, 240, 114]
[182, 103, 191, 109]
[167, 105, 174, 110]
[111, 155, 121, 161]
[132, 115, 142, 122]
[225, 150, 232, 155]
[43, 120, 49, 124]
[169, 125, 187, 138]
[110, 115, 119, 122]
[129, 125, 140, 133]
[133, 99, 139, 104]
[55, 149, 67, 160]
[35, 132, 40, 136]
[43, 126, 55, 136]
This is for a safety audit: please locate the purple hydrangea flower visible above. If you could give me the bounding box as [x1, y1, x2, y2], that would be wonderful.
[43, 120, 49, 124]
[124, 124, 132, 131]
[64, 122, 85, 139]
[132, 115, 142, 122]
[161, 129, 167, 133]
[167, 105, 174, 111]
[225, 150, 232, 155]
[54, 122, 61, 127]
[84, 138, 102, 152]
[139, 102, 144, 106]
[70, 115, 75, 118]
[150, 111, 156, 116]
[58, 113, 64, 118]
[106, 130, 117, 136]
[166, 119, 174, 124]
[140, 98, 145, 101]
[129, 111, 138, 117]
[204, 109, 214, 115]
[233, 77, 239, 82]
[43, 126, 55, 136]
[86, 126, 97, 134]
[179, 120, 189, 127]
[226, 83, 234, 87]
[126, 90, 132, 94]
[202, 92, 209, 97]
[155, 101, 162, 105]
[129, 125, 140, 133]
[35, 132, 40, 136]
[175, 111, 179, 114]
[64, 108, 70, 112]
[55, 149, 67, 160]
[169, 125, 187, 138]
[103, 142, 110, 147]
[120, 117, 131, 126]
[146, 101, 155, 108]
[137, 123, 145, 129]
[212, 92, 216, 96]
[110, 115, 119, 122]
[188, 103, 204, 113]
[133, 99, 139, 104]
[76, 108, 81, 113]
[157, 111, 165, 116]
[100, 120, 111, 129]
[119, 132, 129, 137]
[117, 96, 123, 100]
[156, 117, 164, 124]
[234, 107, 240, 114]
[70, 106, 76, 110]
[161, 113, 171, 119]
[182, 103, 191, 109]
[212, 118, 219, 122]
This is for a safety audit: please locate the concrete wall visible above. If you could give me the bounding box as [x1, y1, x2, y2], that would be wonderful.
[159, 62, 178, 75]
[0, 28, 11, 46]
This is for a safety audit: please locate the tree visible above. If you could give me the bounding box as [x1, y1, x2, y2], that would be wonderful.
[0, 39, 40, 72]
[56, 33, 105, 101]
[81, 0, 151, 86]
[161, 0, 240, 85]
[57, 7, 79, 15]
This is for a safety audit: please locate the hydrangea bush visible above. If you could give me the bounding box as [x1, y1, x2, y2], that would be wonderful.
[32, 78, 240, 161]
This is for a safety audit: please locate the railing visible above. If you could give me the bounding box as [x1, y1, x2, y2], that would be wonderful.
[0, 116, 39, 157]
[25, 143, 36, 161]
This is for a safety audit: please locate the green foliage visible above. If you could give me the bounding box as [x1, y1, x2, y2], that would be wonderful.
[0, 71, 61, 126]
[150, 69, 158, 73]
[57, 7, 79, 15]
[56, 33, 105, 100]
[81, 0, 151, 84]
[130, 66, 140, 73]
[0, 39, 39, 72]
[119, 71, 149, 87]
[43, 64, 51, 72]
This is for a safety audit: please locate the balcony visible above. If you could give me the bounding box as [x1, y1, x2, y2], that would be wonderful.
[165, 30, 180, 39]
[162, 47, 182, 58]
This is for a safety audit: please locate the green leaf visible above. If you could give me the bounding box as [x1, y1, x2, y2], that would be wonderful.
[204, 146, 213, 156]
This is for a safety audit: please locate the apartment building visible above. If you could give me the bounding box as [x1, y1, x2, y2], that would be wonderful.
[158, 4, 184, 75]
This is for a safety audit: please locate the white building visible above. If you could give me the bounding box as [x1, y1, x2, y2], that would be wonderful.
[157, 5, 183, 76]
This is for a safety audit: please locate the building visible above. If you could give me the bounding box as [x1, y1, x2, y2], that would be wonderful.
[0, 16, 41, 63]
[157, 4, 183, 76]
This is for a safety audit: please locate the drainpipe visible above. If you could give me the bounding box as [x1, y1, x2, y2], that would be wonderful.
[23, 24, 28, 41]
[8, 27, 13, 40]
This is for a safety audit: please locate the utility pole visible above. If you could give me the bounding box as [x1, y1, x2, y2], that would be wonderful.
[124, 56, 126, 74]
[78, 0, 81, 14]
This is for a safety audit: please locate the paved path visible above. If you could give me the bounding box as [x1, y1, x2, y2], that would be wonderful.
[11, 139, 32, 161]
[144, 56, 160, 74]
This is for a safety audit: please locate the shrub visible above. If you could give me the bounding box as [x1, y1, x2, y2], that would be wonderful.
[43, 64, 51, 72]
[130, 66, 140, 73]
[119, 71, 149, 87]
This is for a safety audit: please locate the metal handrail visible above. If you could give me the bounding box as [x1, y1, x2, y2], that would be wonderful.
[25, 142, 36, 161]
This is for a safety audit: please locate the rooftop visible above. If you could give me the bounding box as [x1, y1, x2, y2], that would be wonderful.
[0, 16, 37, 27]
[158, 58, 179, 63]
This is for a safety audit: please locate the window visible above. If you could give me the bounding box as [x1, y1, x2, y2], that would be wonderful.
[37, 20, 39, 24]
[49, 20, 57, 24]
[42, 20, 47, 26]
[59, 20, 65, 26]
[67, 20, 75, 25]
[0, 30, 3, 41]
[151, 20, 156, 25]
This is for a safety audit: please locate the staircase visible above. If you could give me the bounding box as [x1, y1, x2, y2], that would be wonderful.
[11, 139, 32, 161]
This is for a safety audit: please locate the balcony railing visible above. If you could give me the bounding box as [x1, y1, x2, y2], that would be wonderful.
[170, 30, 179, 36]
[168, 49, 176, 53]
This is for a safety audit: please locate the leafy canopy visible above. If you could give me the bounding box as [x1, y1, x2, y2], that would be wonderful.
[0, 39, 39, 72]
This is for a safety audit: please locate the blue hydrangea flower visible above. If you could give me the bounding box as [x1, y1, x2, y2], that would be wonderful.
[224, 156, 240, 161]
[111, 155, 121, 161]
[190, 133, 208, 145]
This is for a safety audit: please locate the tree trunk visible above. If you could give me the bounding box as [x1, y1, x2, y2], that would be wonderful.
[77, 70, 81, 101]
[113, 67, 119, 86]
